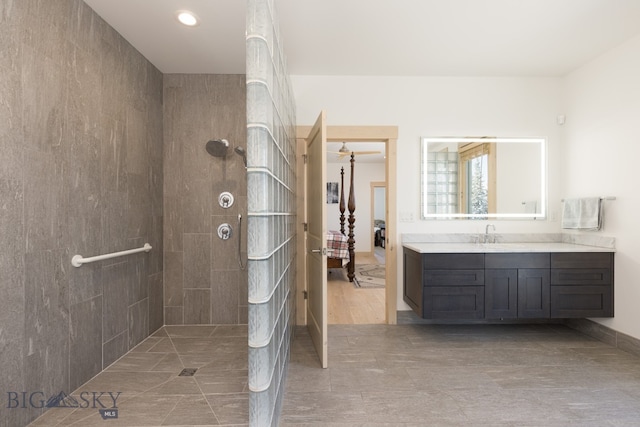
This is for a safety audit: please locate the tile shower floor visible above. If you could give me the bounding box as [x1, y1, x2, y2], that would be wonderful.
[282, 324, 640, 426]
[30, 325, 249, 426]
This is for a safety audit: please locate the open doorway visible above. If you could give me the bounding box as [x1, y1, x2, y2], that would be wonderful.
[295, 125, 398, 327]
[325, 149, 386, 324]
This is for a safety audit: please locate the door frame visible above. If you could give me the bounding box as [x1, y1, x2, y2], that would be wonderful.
[296, 125, 398, 325]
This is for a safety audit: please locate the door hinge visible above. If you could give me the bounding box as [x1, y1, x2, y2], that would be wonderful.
[303, 290, 308, 299]
[302, 154, 308, 164]
[303, 222, 308, 232]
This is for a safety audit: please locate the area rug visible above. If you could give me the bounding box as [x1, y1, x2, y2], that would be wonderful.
[354, 264, 385, 288]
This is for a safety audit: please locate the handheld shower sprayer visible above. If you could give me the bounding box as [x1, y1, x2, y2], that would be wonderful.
[234, 146, 247, 167]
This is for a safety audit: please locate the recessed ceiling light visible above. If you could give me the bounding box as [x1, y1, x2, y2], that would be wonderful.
[176, 10, 199, 27]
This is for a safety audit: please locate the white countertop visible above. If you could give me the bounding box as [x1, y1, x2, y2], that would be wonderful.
[403, 242, 615, 253]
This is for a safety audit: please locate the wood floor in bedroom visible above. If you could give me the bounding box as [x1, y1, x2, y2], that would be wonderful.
[327, 250, 386, 325]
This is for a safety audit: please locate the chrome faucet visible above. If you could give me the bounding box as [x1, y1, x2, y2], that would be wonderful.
[484, 224, 496, 243]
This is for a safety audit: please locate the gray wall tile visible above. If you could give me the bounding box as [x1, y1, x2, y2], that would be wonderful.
[103, 331, 128, 368]
[164, 196, 183, 252]
[100, 113, 128, 193]
[24, 250, 70, 397]
[149, 272, 164, 333]
[0, 3, 164, 423]
[163, 74, 247, 326]
[184, 233, 211, 289]
[184, 289, 211, 325]
[0, 180, 25, 424]
[182, 178, 213, 233]
[165, 306, 184, 326]
[164, 251, 184, 306]
[70, 296, 103, 391]
[23, 147, 68, 253]
[102, 262, 130, 342]
[129, 299, 150, 348]
[211, 270, 240, 324]
[212, 214, 242, 271]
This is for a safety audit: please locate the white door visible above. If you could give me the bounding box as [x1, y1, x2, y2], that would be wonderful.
[305, 111, 328, 368]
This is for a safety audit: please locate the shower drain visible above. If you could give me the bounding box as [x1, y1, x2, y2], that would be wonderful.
[178, 368, 198, 377]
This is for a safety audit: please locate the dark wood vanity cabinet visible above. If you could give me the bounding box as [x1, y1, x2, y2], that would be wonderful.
[404, 251, 484, 319]
[404, 248, 614, 320]
[485, 254, 550, 319]
[550, 252, 614, 318]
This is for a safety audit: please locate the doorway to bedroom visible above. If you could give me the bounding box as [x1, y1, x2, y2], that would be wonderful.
[325, 151, 387, 324]
[295, 124, 398, 328]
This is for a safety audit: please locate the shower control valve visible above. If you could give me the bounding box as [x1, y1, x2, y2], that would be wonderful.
[217, 223, 232, 240]
[218, 192, 234, 208]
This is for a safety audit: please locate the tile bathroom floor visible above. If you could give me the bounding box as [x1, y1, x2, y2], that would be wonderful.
[30, 325, 249, 426]
[281, 323, 640, 426]
[29, 322, 640, 426]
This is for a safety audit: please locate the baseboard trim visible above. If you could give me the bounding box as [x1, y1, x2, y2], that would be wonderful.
[564, 318, 640, 358]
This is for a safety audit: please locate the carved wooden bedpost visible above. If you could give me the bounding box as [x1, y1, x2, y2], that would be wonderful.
[347, 153, 356, 282]
[339, 166, 346, 235]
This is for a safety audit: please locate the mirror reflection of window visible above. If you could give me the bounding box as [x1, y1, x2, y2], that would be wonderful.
[421, 136, 545, 219]
[467, 155, 488, 215]
[458, 142, 495, 217]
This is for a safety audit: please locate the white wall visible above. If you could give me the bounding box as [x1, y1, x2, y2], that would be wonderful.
[326, 160, 385, 252]
[292, 75, 564, 309]
[562, 34, 640, 339]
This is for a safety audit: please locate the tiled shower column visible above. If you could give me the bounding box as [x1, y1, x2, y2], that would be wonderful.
[246, 0, 297, 425]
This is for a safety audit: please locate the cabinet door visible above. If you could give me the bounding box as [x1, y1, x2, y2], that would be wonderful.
[550, 286, 613, 318]
[518, 268, 550, 318]
[485, 269, 518, 319]
[550, 252, 613, 318]
[424, 286, 484, 319]
[425, 269, 485, 286]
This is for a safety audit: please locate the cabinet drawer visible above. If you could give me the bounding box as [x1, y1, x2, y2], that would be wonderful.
[425, 269, 484, 286]
[551, 268, 611, 285]
[485, 253, 549, 269]
[550, 285, 613, 318]
[423, 253, 484, 270]
[424, 286, 484, 319]
[551, 253, 613, 269]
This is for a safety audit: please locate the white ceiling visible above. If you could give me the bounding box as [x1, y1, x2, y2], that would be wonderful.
[83, 0, 640, 77]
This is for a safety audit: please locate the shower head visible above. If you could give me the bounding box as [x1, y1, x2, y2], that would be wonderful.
[234, 146, 247, 167]
[205, 139, 229, 157]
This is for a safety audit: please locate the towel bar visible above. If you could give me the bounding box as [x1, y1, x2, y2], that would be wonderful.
[561, 197, 616, 202]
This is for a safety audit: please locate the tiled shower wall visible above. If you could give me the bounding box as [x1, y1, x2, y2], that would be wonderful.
[0, 1, 164, 425]
[246, 0, 298, 425]
[163, 74, 248, 325]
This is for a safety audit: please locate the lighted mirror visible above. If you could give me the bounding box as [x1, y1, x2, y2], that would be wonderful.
[421, 137, 546, 219]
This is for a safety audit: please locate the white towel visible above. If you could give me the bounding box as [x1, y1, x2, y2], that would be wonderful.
[561, 198, 602, 230]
